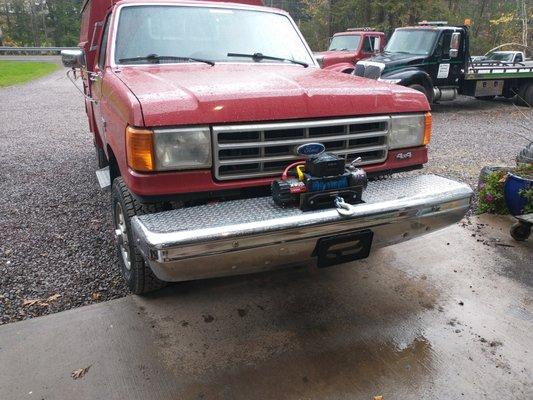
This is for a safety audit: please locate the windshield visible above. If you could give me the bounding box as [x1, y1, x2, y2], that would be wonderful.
[328, 35, 361, 51]
[488, 53, 513, 62]
[385, 29, 438, 55]
[114, 5, 314, 66]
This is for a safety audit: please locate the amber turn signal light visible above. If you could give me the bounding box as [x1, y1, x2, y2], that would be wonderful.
[126, 126, 155, 172]
[423, 112, 432, 145]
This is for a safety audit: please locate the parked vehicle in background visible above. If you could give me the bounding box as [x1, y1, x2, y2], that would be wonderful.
[474, 50, 532, 66]
[314, 28, 385, 73]
[61, 0, 472, 294]
[355, 21, 533, 106]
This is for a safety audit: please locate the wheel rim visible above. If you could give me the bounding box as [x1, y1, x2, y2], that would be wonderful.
[114, 202, 131, 271]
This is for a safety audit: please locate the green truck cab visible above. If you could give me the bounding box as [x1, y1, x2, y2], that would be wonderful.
[355, 21, 533, 106]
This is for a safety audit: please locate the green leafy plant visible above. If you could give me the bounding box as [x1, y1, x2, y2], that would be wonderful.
[478, 169, 509, 214]
[520, 188, 533, 214]
[478, 164, 533, 215]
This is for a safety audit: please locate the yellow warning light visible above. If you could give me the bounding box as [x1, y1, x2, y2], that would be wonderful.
[464, 19, 472, 26]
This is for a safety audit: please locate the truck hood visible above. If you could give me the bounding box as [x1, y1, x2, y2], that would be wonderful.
[314, 51, 358, 68]
[115, 64, 428, 127]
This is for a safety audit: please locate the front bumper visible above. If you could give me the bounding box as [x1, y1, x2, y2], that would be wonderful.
[131, 175, 472, 282]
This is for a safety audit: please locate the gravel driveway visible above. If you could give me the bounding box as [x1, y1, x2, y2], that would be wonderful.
[0, 67, 531, 325]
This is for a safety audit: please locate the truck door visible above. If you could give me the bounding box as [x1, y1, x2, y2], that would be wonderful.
[432, 30, 460, 87]
[91, 15, 111, 147]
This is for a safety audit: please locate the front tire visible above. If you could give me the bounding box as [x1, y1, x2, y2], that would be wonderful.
[514, 82, 533, 107]
[409, 83, 432, 103]
[112, 177, 167, 294]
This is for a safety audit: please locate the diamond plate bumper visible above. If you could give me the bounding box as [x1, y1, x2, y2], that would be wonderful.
[131, 175, 472, 282]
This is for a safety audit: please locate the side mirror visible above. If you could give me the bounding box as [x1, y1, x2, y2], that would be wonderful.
[373, 37, 381, 53]
[449, 32, 461, 58]
[61, 49, 86, 69]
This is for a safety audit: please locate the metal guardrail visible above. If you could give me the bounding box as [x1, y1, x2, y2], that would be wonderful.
[0, 46, 77, 54]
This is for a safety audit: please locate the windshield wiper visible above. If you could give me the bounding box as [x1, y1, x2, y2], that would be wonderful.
[227, 52, 308, 68]
[118, 54, 215, 66]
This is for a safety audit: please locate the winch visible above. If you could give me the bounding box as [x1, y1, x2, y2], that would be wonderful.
[271, 143, 368, 211]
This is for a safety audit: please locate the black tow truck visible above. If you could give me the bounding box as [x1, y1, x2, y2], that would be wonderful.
[354, 21, 533, 106]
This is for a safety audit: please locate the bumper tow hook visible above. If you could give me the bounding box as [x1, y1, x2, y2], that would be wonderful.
[335, 196, 357, 217]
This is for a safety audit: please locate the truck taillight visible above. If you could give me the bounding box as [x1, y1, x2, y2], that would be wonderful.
[126, 126, 155, 172]
[423, 112, 432, 145]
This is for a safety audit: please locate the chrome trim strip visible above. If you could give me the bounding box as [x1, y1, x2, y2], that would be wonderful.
[217, 145, 388, 165]
[212, 116, 391, 132]
[216, 130, 389, 149]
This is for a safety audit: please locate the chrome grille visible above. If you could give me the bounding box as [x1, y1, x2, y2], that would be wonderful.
[354, 63, 383, 79]
[213, 116, 390, 180]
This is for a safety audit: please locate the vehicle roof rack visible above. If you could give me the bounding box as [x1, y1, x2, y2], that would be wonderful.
[346, 27, 375, 32]
[418, 21, 448, 26]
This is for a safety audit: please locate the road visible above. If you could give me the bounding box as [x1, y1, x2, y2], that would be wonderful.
[0, 59, 532, 399]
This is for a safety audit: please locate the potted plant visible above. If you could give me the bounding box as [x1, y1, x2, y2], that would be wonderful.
[478, 163, 533, 215]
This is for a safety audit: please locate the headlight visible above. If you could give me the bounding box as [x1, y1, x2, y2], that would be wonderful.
[388, 112, 432, 150]
[153, 127, 211, 171]
[126, 126, 211, 172]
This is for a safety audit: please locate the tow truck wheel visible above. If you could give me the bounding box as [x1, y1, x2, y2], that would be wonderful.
[514, 82, 533, 107]
[409, 84, 432, 103]
[112, 177, 167, 294]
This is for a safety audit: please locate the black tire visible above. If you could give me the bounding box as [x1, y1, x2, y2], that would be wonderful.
[475, 95, 495, 101]
[96, 145, 109, 169]
[510, 222, 531, 242]
[409, 83, 432, 103]
[112, 177, 167, 294]
[514, 82, 533, 107]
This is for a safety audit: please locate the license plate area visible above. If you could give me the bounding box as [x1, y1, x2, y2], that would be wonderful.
[315, 230, 373, 268]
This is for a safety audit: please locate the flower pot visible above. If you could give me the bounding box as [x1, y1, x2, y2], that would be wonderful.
[504, 173, 533, 216]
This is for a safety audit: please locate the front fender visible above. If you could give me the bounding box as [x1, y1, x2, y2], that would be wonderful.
[323, 62, 355, 73]
[382, 68, 433, 90]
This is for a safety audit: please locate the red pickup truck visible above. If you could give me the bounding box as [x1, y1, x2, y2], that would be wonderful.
[62, 0, 472, 294]
[314, 29, 385, 73]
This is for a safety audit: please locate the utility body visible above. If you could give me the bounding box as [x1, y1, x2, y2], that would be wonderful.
[63, 0, 472, 293]
[355, 22, 533, 106]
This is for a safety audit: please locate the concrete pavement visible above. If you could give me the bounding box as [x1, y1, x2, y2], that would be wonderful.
[0, 215, 531, 399]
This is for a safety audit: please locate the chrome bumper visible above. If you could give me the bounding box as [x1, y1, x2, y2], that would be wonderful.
[131, 175, 472, 282]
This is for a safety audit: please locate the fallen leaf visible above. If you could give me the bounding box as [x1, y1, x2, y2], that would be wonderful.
[71, 365, 91, 380]
[91, 292, 101, 301]
[22, 299, 40, 307]
[22, 299, 49, 307]
[47, 294, 61, 302]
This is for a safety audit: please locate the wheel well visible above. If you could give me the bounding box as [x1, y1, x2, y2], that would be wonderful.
[107, 145, 121, 182]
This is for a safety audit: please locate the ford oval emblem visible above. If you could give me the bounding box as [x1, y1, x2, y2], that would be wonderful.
[296, 143, 325, 157]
